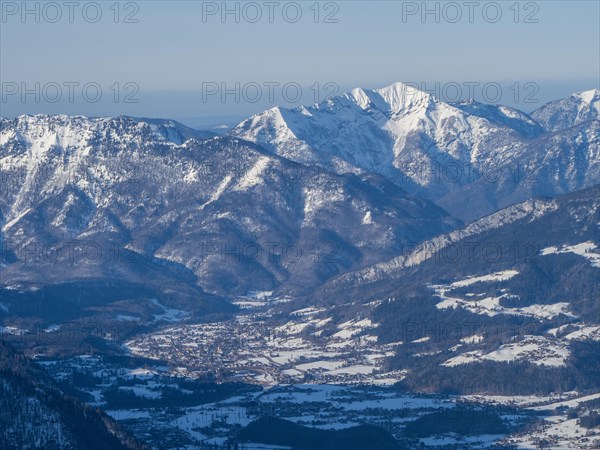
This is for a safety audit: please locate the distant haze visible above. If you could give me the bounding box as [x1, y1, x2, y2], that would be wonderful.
[1, 1, 598, 127]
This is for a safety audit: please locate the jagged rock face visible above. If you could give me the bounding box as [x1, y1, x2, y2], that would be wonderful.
[232, 84, 599, 221]
[0, 115, 458, 296]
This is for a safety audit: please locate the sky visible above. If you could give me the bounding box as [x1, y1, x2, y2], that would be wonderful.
[1, 0, 599, 129]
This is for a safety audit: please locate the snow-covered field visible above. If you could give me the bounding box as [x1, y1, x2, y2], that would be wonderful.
[541, 241, 600, 268]
[38, 351, 600, 450]
[432, 270, 576, 320]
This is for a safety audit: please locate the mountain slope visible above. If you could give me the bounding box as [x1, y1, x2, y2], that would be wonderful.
[318, 184, 600, 302]
[436, 118, 600, 220]
[0, 115, 458, 300]
[0, 341, 145, 449]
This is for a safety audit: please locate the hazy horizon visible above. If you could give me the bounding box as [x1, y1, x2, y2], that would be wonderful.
[2, 1, 598, 126]
[2, 79, 598, 130]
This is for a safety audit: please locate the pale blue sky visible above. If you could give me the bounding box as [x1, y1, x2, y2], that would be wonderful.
[1, 1, 599, 128]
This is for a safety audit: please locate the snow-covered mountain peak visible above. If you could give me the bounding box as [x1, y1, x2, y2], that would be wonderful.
[531, 88, 600, 132]
[344, 87, 370, 107]
[232, 82, 548, 200]
[374, 81, 435, 112]
[339, 82, 437, 114]
[574, 88, 600, 105]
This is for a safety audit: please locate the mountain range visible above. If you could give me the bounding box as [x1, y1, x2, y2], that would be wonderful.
[0, 112, 457, 333]
[233, 83, 599, 221]
[0, 85, 598, 316]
